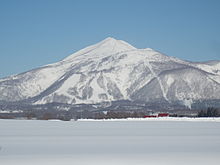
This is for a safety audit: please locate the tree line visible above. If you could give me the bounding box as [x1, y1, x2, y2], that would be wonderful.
[198, 107, 219, 117]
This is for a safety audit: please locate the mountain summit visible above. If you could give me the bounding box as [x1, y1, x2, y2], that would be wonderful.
[62, 37, 136, 61]
[0, 37, 220, 109]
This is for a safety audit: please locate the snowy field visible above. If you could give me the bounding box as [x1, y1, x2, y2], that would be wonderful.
[1, 119, 220, 165]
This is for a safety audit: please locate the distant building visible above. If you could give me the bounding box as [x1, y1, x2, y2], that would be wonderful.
[144, 113, 169, 118]
[158, 113, 169, 117]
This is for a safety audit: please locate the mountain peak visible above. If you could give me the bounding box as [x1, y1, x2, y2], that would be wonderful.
[63, 37, 136, 61]
[102, 37, 117, 42]
[98, 37, 136, 50]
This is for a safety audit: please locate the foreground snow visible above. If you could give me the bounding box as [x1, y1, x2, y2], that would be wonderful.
[0, 119, 220, 165]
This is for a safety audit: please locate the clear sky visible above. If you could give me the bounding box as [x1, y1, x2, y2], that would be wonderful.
[0, 0, 220, 78]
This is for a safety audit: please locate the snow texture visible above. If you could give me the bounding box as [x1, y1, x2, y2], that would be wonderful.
[0, 119, 220, 165]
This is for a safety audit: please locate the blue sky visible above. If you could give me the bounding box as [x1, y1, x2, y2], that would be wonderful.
[0, 0, 220, 78]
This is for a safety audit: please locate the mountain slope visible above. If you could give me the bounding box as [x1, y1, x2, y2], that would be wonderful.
[0, 37, 220, 109]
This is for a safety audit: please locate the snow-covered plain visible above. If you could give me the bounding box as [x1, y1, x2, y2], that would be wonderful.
[0, 119, 220, 165]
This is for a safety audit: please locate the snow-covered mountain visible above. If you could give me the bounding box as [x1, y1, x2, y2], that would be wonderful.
[1, 37, 220, 109]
